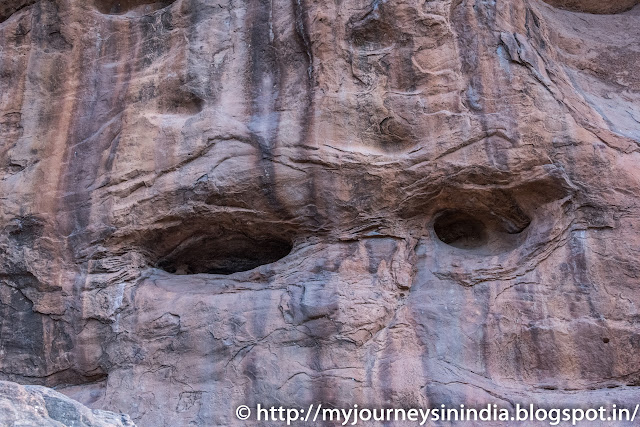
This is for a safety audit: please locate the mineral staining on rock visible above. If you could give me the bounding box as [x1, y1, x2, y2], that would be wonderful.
[1, 0, 640, 425]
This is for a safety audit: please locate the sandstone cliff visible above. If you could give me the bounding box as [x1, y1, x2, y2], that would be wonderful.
[1, 0, 640, 425]
[0, 380, 135, 426]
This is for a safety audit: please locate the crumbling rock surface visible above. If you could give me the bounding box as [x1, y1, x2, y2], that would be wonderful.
[0, 380, 135, 427]
[1, 0, 640, 425]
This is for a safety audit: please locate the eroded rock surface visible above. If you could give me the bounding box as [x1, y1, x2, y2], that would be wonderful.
[542, 0, 640, 14]
[0, 381, 135, 427]
[1, 0, 640, 425]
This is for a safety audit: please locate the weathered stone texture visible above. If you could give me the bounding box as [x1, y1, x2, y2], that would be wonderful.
[1, 0, 640, 425]
[0, 380, 135, 426]
[542, 0, 640, 14]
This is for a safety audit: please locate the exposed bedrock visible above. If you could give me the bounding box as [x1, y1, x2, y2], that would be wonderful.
[0, 381, 135, 427]
[1, 0, 640, 425]
[541, 0, 640, 14]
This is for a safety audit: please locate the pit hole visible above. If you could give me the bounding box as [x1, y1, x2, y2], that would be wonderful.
[159, 91, 204, 115]
[157, 233, 293, 275]
[93, 0, 174, 15]
[602, 337, 610, 344]
[433, 210, 487, 250]
[350, 20, 400, 50]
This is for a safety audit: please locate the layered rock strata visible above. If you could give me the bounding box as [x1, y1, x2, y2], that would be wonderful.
[0, 0, 639, 425]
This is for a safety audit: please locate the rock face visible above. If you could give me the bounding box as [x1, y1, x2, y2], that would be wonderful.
[1, 0, 640, 425]
[0, 381, 135, 427]
[542, 0, 640, 14]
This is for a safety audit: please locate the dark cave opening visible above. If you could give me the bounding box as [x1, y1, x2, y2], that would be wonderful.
[93, 0, 174, 15]
[157, 234, 293, 275]
[433, 210, 488, 250]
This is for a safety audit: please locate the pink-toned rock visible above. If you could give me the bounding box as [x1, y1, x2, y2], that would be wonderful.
[542, 0, 639, 14]
[1, 0, 640, 425]
[0, 380, 135, 427]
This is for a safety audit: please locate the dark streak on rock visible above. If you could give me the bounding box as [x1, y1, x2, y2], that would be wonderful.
[245, 0, 291, 217]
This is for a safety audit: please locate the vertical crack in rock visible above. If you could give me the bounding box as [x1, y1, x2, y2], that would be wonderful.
[293, 0, 314, 82]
